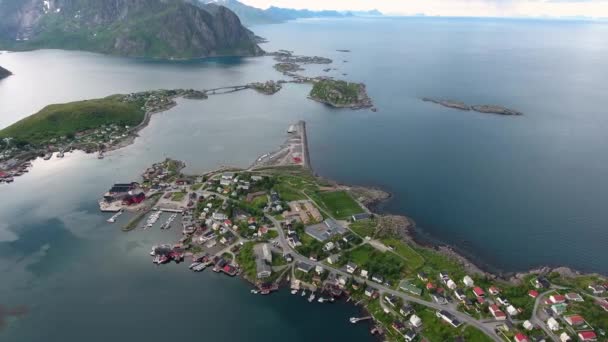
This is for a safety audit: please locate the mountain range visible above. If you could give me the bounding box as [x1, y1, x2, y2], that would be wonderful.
[201, 0, 382, 26]
[0, 0, 263, 58]
[0, 65, 11, 80]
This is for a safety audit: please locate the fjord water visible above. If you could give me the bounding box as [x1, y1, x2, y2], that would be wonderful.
[1, 17, 608, 339]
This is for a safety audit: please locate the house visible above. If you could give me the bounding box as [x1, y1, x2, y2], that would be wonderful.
[507, 305, 518, 316]
[323, 241, 335, 252]
[326, 255, 339, 264]
[523, 320, 534, 331]
[417, 272, 428, 282]
[296, 261, 314, 273]
[436, 310, 462, 328]
[372, 275, 384, 284]
[360, 269, 369, 279]
[549, 294, 566, 304]
[432, 294, 448, 305]
[534, 277, 550, 289]
[255, 258, 271, 279]
[346, 262, 358, 274]
[497, 296, 510, 306]
[490, 304, 507, 320]
[384, 294, 398, 307]
[439, 271, 449, 280]
[565, 293, 583, 302]
[489, 286, 500, 295]
[400, 304, 414, 316]
[315, 265, 324, 275]
[409, 314, 422, 328]
[287, 234, 302, 248]
[399, 281, 423, 296]
[463, 275, 475, 287]
[391, 321, 406, 333]
[559, 332, 571, 342]
[588, 284, 605, 295]
[473, 287, 485, 298]
[528, 290, 539, 298]
[454, 289, 467, 301]
[551, 303, 568, 316]
[351, 213, 371, 221]
[565, 314, 585, 326]
[547, 317, 560, 331]
[578, 331, 597, 342]
[446, 279, 457, 290]
[221, 172, 235, 180]
[364, 287, 375, 297]
[404, 330, 416, 342]
[514, 333, 529, 342]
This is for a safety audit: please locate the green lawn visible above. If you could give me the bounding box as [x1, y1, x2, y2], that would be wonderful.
[274, 183, 306, 201]
[349, 219, 378, 237]
[171, 192, 186, 202]
[345, 244, 405, 283]
[250, 195, 268, 208]
[315, 191, 364, 219]
[0, 95, 145, 145]
[382, 238, 425, 270]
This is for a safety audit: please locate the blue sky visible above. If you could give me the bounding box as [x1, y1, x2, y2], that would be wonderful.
[240, 0, 608, 18]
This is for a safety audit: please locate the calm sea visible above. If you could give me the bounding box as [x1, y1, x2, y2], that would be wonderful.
[1, 17, 607, 340]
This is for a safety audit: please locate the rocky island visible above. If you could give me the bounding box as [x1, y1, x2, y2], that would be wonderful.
[422, 97, 523, 116]
[0, 65, 11, 80]
[309, 79, 373, 109]
[249, 81, 283, 95]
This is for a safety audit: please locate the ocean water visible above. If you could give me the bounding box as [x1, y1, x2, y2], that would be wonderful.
[1, 16, 608, 340]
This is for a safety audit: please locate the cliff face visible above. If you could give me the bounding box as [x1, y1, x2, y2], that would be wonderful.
[0, 65, 11, 80]
[0, 0, 263, 58]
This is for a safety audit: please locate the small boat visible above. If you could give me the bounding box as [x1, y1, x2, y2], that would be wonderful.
[318, 298, 326, 303]
[251, 289, 259, 294]
[350, 317, 357, 324]
[189, 262, 201, 269]
[291, 289, 298, 295]
[308, 293, 316, 302]
[301, 290, 306, 297]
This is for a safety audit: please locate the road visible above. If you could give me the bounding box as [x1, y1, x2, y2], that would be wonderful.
[530, 290, 560, 342]
[266, 214, 502, 342]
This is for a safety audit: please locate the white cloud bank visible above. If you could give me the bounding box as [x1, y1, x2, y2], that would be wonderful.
[241, 0, 608, 18]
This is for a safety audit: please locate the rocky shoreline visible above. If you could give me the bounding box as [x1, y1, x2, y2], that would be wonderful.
[422, 97, 523, 116]
[348, 183, 606, 283]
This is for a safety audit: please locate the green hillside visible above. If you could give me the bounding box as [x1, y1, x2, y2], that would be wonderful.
[0, 96, 145, 145]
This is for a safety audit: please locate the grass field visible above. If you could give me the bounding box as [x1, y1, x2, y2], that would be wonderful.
[349, 219, 378, 238]
[382, 238, 425, 270]
[0, 95, 145, 144]
[315, 191, 364, 219]
[171, 192, 186, 202]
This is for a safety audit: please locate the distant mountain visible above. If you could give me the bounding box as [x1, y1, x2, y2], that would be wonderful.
[200, 0, 381, 26]
[0, 0, 263, 59]
[0, 65, 11, 80]
[346, 9, 383, 17]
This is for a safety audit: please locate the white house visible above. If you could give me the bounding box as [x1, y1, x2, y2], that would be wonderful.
[409, 314, 422, 328]
[463, 275, 475, 287]
[507, 305, 518, 316]
[559, 332, 572, 342]
[447, 279, 457, 290]
[523, 320, 534, 331]
[323, 241, 335, 252]
[360, 269, 369, 279]
[346, 262, 358, 274]
[547, 317, 560, 331]
[315, 265, 324, 275]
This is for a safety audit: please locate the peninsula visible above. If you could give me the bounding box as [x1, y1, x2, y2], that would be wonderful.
[422, 98, 523, 116]
[0, 65, 10, 80]
[101, 121, 607, 342]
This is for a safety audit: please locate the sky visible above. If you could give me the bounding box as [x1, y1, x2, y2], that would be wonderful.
[240, 0, 608, 18]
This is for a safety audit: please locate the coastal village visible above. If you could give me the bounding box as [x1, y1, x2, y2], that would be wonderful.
[97, 122, 607, 342]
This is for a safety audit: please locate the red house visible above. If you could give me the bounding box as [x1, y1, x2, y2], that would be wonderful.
[473, 287, 485, 298]
[578, 331, 597, 341]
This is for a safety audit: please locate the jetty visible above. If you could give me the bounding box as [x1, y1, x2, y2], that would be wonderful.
[350, 316, 372, 324]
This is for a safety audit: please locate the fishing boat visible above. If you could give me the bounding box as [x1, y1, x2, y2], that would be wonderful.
[308, 293, 316, 302]
[301, 290, 306, 297]
[107, 210, 123, 223]
[250, 289, 259, 294]
[291, 289, 298, 295]
[189, 262, 201, 269]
